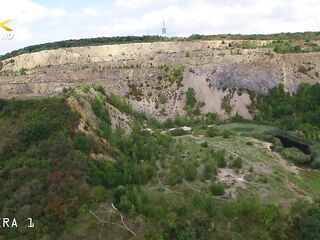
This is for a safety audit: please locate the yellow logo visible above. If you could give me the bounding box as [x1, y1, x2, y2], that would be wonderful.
[0, 19, 13, 31]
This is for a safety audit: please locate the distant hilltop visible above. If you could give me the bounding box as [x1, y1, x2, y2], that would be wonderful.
[2, 31, 320, 60]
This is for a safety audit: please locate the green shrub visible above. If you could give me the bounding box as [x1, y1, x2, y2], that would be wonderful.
[206, 127, 220, 138]
[163, 66, 184, 84]
[231, 157, 243, 169]
[203, 161, 217, 180]
[186, 87, 197, 108]
[215, 150, 227, 168]
[274, 42, 301, 53]
[98, 122, 113, 140]
[280, 147, 311, 165]
[92, 186, 109, 203]
[93, 85, 106, 95]
[19, 67, 27, 75]
[82, 85, 90, 93]
[183, 163, 197, 181]
[21, 121, 50, 144]
[73, 132, 94, 153]
[159, 93, 168, 104]
[109, 94, 132, 113]
[169, 165, 183, 185]
[185, 51, 191, 57]
[298, 65, 309, 74]
[209, 183, 225, 196]
[200, 141, 209, 148]
[177, 227, 197, 240]
[91, 97, 111, 124]
[170, 128, 189, 136]
[223, 130, 232, 138]
[240, 42, 258, 49]
[311, 159, 320, 169]
[294, 206, 320, 240]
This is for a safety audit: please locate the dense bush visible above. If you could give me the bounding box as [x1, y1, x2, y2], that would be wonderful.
[206, 127, 220, 138]
[21, 120, 50, 144]
[109, 94, 132, 113]
[93, 85, 106, 95]
[169, 165, 183, 185]
[0, 98, 92, 239]
[209, 183, 225, 196]
[215, 150, 227, 168]
[91, 97, 111, 124]
[254, 82, 320, 168]
[203, 161, 217, 180]
[73, 132, 94, 153]
[223, 129, 232, 138]
[231, 157, 243, 169]
[183, 162, 197, 181]
[186, 87, 197, 108]
[159, 93, 168, 104]
[280, 147, 311, 165]
[273, 41, 302, 53]
[293, 205, 320, 240]
[170, 128, 190, 136]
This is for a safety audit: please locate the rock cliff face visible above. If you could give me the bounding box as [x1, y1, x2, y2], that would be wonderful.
[1, 40, 320, 120]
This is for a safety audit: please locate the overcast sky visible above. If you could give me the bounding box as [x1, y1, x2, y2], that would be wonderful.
[1, 0, 320, 55]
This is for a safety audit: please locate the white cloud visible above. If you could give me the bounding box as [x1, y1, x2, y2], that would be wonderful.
[2, 0, 320, 55]
[115, 0, 153, 9]
[13, 26, 33, 41]
[115, 0, 179, 10]
[48, 8, 67, 17]
[90, 0, 320, 37]
[0, 0, 66, 24]
[83, 8, 99, 16]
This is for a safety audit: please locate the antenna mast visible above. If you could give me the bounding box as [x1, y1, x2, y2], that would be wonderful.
[161, 20, 167, 37]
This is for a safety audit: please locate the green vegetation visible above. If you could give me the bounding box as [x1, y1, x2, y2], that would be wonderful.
[209, 183, 225, 196]
[93, 85, 106, 95]
[255, 83, 320, 141]
[279, 147, 311, 165]
[73, 132, 95, 153]
[239, 41, 258, 49]
[109, 93, 133, 114]
[0, 98, 87, 239]
[292, 203, 320, 240]
[91, 96, 111, 124]
[162, 65, 185, 85]
[186, 87, 197, 108]
[273, 41, 302, 53]
[169, 128, 190, 136]
[1, 78, 320, 239]
[221, 92, 234, 115]
[206, 127, 220, 138]
[231, 156, 243, 169]
[159, 92, 168, 104]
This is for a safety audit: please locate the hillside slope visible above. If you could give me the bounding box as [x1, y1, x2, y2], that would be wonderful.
[0, 89, 319, 239]
[1, 39, 320, 120]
